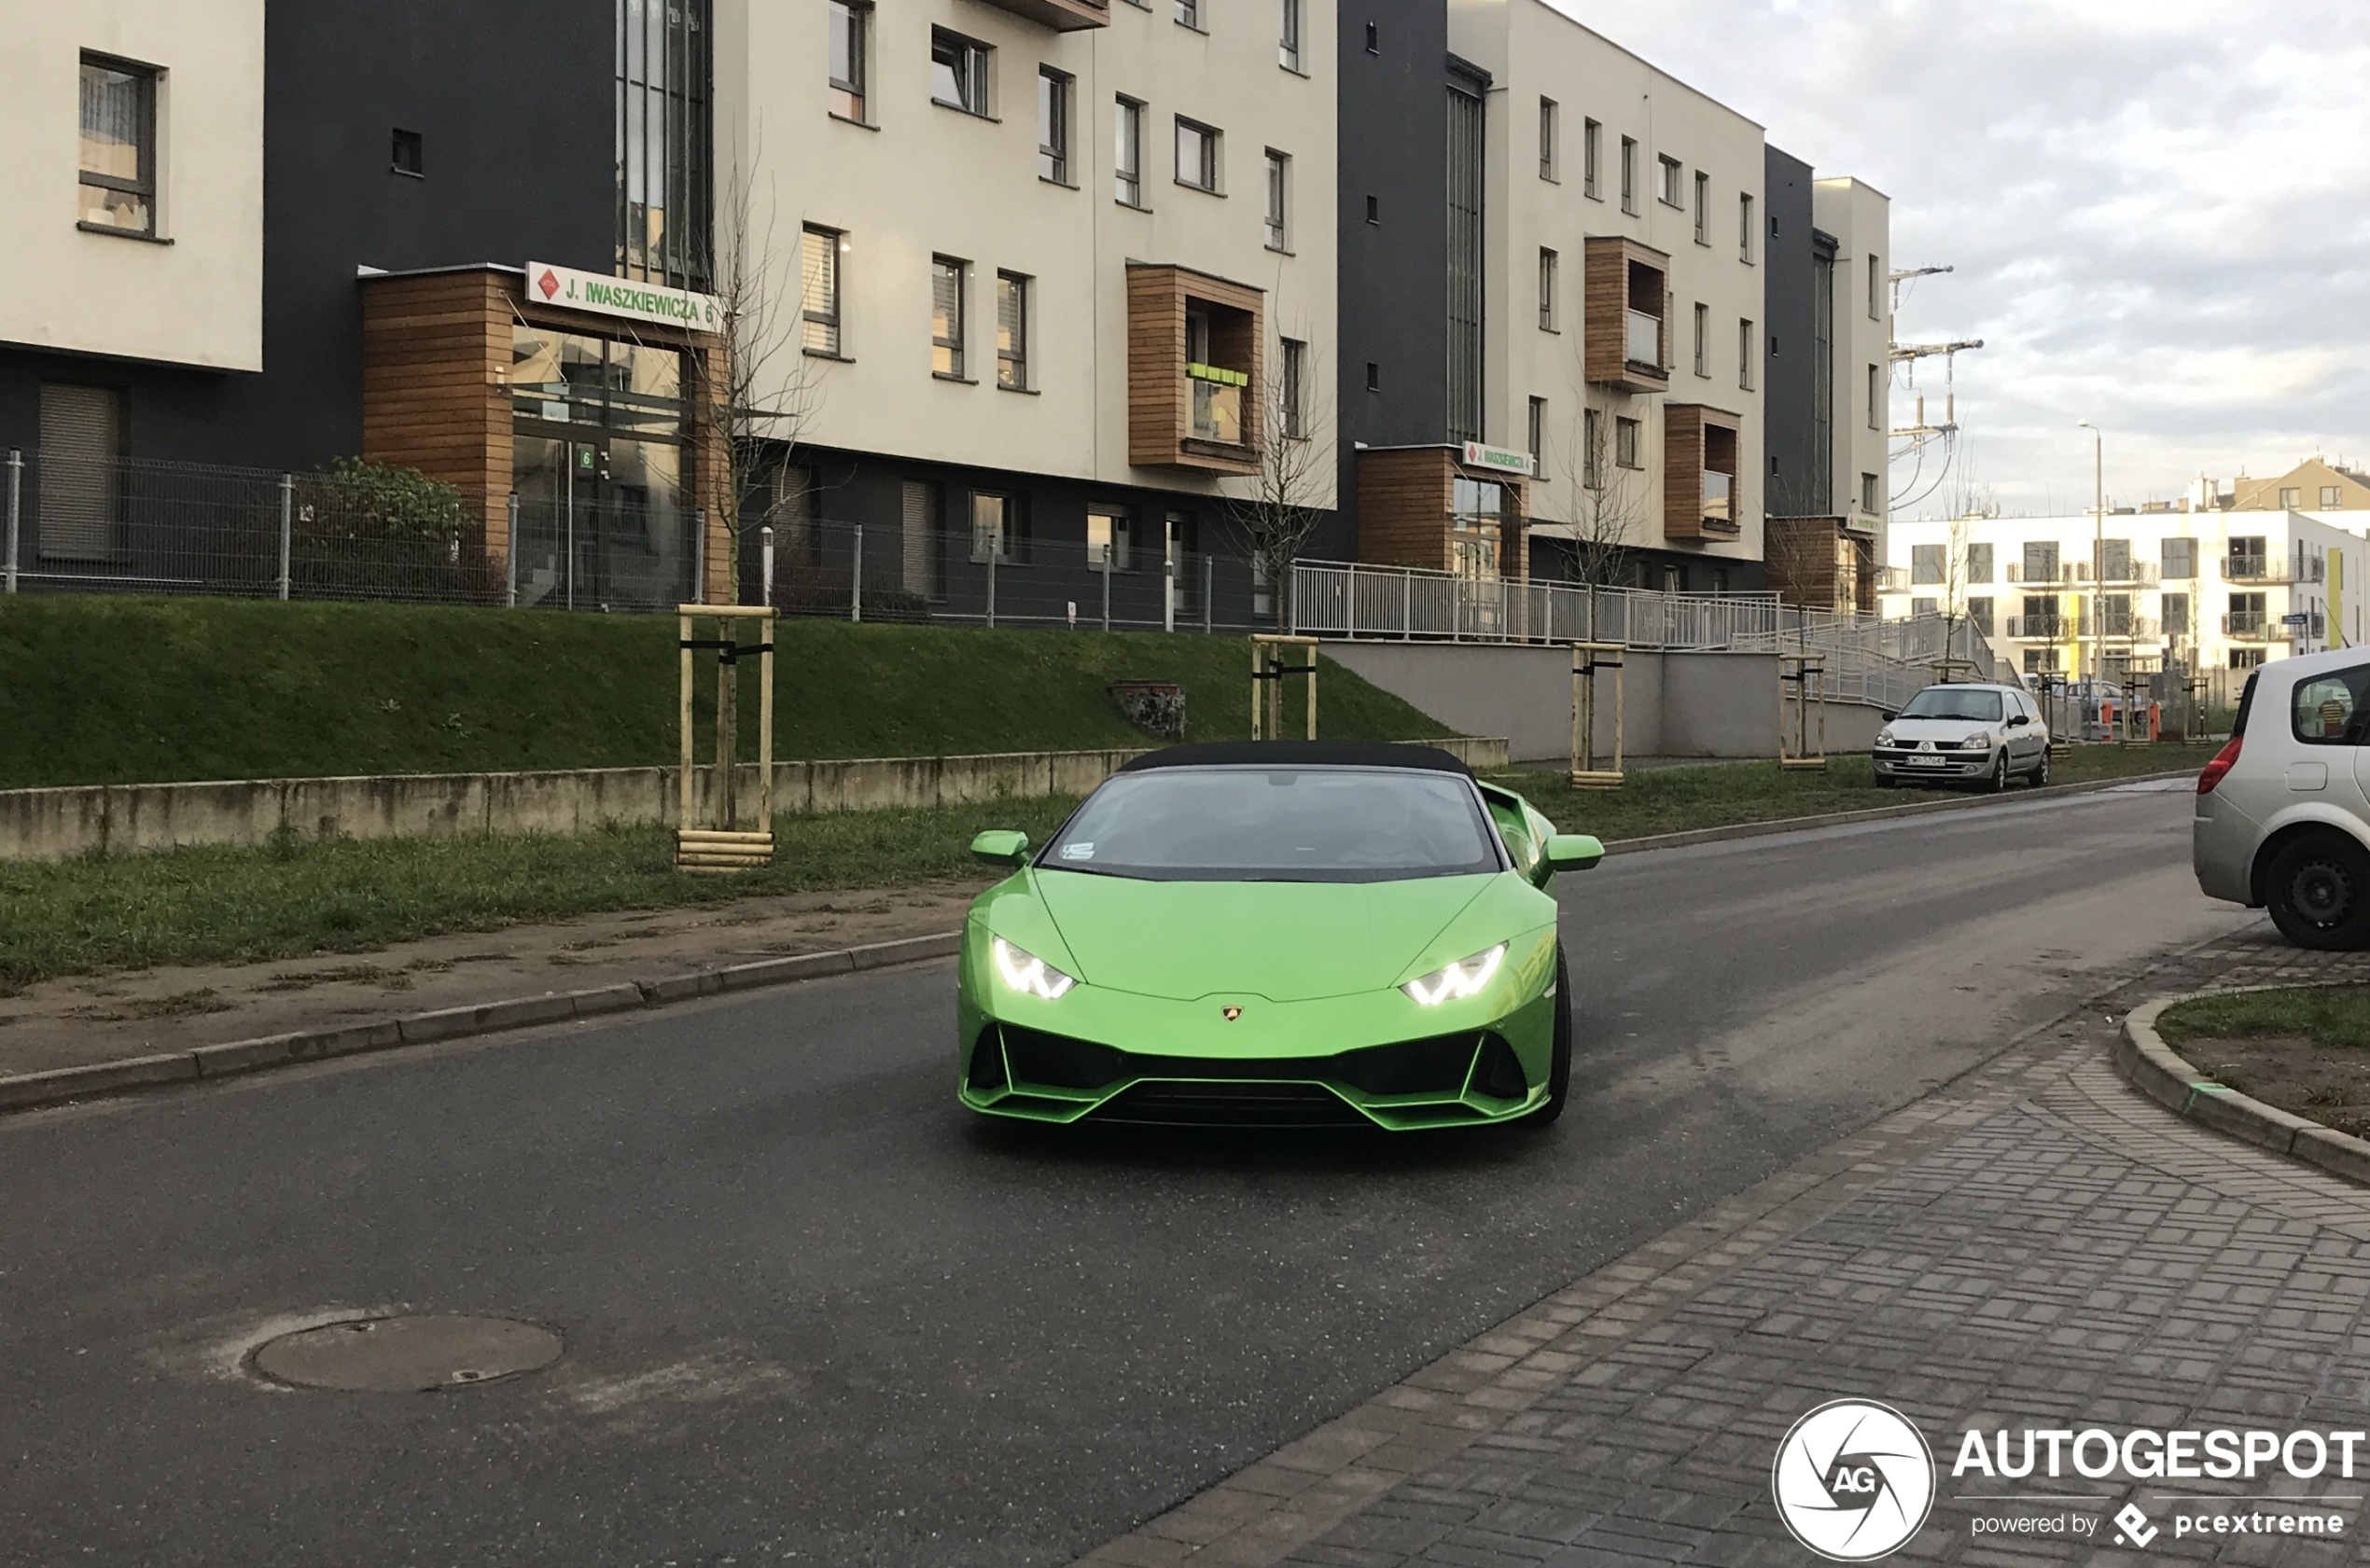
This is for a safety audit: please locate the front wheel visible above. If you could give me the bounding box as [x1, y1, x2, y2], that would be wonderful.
[2265, 834, 2370, 951]
[2029, 746, 2052, 787]
[1984, 751, 2009, 793]
[1521, 943, 1572, 1127]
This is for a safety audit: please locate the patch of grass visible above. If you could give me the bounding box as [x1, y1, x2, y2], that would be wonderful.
[0, 797, 1084, 994]
[1485, 742, 2195, 842]
[0, 597, 1447, 788]
[2157, 987, 2370, 1052]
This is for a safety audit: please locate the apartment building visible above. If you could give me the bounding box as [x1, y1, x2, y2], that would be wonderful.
[2227, 457, 2370, 517]
[1875, 511, 2368, 687]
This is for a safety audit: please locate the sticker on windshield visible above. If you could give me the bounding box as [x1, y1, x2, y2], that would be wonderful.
[1061, 842, 1096, 860]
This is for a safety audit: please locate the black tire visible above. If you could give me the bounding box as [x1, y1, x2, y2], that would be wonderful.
[2265, 834, 2370, 951]
[2029, 746, 2052, 787]
[1874, 770, 1898, 789]
[1983, 751, 2009, 793]
[1522, 943, 1572, 1127]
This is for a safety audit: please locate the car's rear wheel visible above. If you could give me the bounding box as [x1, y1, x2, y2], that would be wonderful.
[1521, 944, 1572, 1127]
[2265, 833, 2370, 951]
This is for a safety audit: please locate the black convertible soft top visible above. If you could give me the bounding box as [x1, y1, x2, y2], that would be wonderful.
[1117, 740, 1474, 776]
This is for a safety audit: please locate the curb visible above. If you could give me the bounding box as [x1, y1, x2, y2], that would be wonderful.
[1599, 767, 2199, 856]
[0, 931, 963, 1118]
[2115, 991, 2370, 1186]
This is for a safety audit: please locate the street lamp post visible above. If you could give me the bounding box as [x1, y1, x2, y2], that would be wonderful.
[2078, 421, 2104, 720]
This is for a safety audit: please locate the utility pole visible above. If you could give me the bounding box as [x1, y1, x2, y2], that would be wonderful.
[1886, 268, 1982, 452]
[2079, 420, 2104, 706]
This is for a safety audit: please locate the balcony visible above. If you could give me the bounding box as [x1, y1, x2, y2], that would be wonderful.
[2094, 561, 2160, 586]
[1875, 565, 1910, 593]
[2005, 562, 2073, 585]
[2223, 612, 2275, 640]
[1583, 236, 1670, 394]
[973, 0, 1109, 28]
[1661, 404, 1740, 540]
[1125, 263, 1262, 476]
[2004, 616, 2063, 640]
[2221, 554, 2286, 583]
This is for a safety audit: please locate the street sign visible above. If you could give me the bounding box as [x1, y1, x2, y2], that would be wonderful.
[2282, 612, 2309, 627]
[1461, 441, 1536, 478]
[524, 261, 720, 333]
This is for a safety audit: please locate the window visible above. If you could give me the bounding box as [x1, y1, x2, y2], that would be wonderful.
[1176, 0, 1201, 27]
[1365, 361, 1380, 393]
[1969, 597, 1996, 636]
[1739, 193, 1754, 262]
[1693, 302, 1708, 377]
[996, 271, 1029, 390]
[391, 128, 425, 178]
[2229, 534, 2267, 576]
[971, 492, 1027, 562]
[1967, 543, 1994, 583]
[35, 382, 125, 560]
[1039, 69, 1072, 183]
[1539, 98, 1559, 181]
[2280, 487, 2304, 509]
[1657, 154, 1683, 207]
[2023, 542, 2059, 582]
[1175, 118, 1220, 192]
[1280, 338, 1307, 438]
[800, 226, 843, 355]
[1583, 409, 1604, 488]
[1911, 597, 1938, 617]
[2323, 485, 2346, 509]
[1582, 119, 1601, 199]
[1738, 319, 1754, 391]
[1364, 194, 1378, 224]
[1910, 545, 1945, 585]
[1867, 364, 1881, 429]
[931, 257, 968, 379]
[1114, 97, 1145, 206]
[901, 480, 944, 599]
[2230, 647, 2265, 670]
[1615, 416, 1640, 469]
[930, 29, 990, 117]
[1445, 81, 1485, 444]
[829, 1, 870, 121]
[618, 0, 711, 289]
[1365, 21, 1378, 53]
[1665, 564, 1687, 594]
[2162, 536, 2196, 579]
[79, 55, 157, 235]
[1620, 136, 1638, 214]
[1869, 255, 1882, 319]
[1087, 508, 1134, 570]
[1538, 249, 1558, 331]
[1264, 150, 1290, 250]
[1694, 171, 1709, 244]
[2163, 592, 2190, 636]
[2098, 537, 2131, 581]
[1527, 396, 1546, 468]
[1279, 0, 1303, 70]
[2021, 594, 2059, 635]
[1861, 472, 1880, 515]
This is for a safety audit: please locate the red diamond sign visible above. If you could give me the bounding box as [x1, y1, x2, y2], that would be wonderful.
[537, 269, 561, 299]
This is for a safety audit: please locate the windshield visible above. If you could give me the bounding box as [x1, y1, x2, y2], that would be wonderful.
[1040, 766, 1506, 883]
[1898, 687, 2003, 722]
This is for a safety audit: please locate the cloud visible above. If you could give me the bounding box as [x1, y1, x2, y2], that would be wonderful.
[1540, 0, 2370, 514]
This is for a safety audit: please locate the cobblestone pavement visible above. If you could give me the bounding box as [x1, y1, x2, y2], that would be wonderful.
[1077, 920, 2370, 1567]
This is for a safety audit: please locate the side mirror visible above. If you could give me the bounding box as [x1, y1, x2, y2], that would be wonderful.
[970, 829, 1031, 868]
[1880, 709, 1898, 722]
[2006, 713, 2029, 728]
[1544, 834, 1605, 875]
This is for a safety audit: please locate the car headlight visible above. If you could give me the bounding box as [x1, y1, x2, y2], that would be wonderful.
[1401, 944, 1507, 1006]
[1875, 728, 1896, 748]
[1959, 733, 1993, 750]
[990, 937, 1076, 1000]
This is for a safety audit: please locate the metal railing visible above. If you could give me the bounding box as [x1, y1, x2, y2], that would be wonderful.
[2223, 612, 2274, 640]
[1288, 559, 1783, 648]
[2221, 554, 2286, 583]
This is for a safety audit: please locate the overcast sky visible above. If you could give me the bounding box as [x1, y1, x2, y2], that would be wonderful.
[1545, 0, 2370, 519]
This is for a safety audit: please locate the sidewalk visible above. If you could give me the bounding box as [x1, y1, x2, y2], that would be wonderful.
[1078, 921, 2370, 1567]
[0, 880, 983, 1078]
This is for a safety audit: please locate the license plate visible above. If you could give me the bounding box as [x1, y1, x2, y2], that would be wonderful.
[1905, 755, 1946, 768]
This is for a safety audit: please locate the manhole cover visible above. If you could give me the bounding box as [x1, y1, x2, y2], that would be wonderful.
[251, 1314, 563, 1392]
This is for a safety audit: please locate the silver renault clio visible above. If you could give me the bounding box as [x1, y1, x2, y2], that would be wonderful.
[2195, 648, 2370, 949]
[1871, 682, 2053, 791]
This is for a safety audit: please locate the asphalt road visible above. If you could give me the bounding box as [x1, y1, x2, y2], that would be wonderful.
[0, 780, 2251, 1567]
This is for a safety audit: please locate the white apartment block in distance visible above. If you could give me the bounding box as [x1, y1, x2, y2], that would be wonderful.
[1877, 510, 2369, 701]
[717, 0, 1335, 622]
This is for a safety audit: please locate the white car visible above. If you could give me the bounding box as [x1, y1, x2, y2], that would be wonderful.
[1872, 682, 2053, 791]
[2195, 647, 2370, 949]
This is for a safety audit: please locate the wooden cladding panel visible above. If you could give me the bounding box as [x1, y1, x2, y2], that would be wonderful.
[1582, 236, 1671, 394]
[1126, 263, 1262, 475]
[1765, 515, 1861, 613]
[975, 0, 1110, 28]
[1355, 448, 1529, 579]
[1662, 403, 1741, 542]
[361, 271, 509, 528]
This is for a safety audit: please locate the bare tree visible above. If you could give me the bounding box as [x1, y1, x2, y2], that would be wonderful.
[698, 134, 821, 605]
[1760, 470, 1848, 657]
[1219, 329, 1335, 630]
[1544, 394, 1651, 636]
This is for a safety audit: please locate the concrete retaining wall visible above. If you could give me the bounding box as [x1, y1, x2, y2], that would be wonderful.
[1323, 643, 1885, 764]
[0, 737, 1510, 863]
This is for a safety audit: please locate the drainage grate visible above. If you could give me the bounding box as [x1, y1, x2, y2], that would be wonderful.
[250, 1314, 563, 1392]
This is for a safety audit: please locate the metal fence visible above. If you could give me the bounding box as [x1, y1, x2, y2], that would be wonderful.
[1288, 559, 1785, 648]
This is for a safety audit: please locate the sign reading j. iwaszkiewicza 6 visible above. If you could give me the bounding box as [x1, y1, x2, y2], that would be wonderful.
[525, 261, 720, 333]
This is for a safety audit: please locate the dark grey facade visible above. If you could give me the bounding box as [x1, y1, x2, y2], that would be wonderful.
[1763, 144, 1823, 519]
[0, 1, 616, 472]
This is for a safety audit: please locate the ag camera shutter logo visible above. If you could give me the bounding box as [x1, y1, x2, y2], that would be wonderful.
[1771, 1400, 1936, 1561]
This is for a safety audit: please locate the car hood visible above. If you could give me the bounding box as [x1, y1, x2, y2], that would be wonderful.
[1027, 869, 1499, 1002]
[1885, 716, 1999, 741]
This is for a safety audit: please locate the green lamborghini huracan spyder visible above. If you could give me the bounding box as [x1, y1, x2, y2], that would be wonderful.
[956, 740, 1602, 1131]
